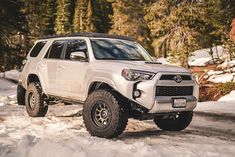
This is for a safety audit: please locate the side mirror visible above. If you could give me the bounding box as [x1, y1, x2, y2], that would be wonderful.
[70, 51, 87, 61]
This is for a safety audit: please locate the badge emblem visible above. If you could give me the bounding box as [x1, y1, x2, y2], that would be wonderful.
[173, 75, 182, 83]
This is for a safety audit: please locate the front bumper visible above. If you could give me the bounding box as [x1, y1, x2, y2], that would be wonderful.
[122, 72, 199, 114]
[149, 95, 197, 113]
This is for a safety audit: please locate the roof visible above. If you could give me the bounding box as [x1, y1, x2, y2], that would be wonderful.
[41, 32, 134, 41]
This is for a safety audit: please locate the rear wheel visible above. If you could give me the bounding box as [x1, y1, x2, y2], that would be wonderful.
[17, 84, 26, 106]
[154, 111, 193, 131]
[83, 90, 128, 138]
[25, 82, 48, 117]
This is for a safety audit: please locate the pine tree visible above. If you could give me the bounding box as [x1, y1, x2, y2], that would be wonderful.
[110, 0, 153, 53]
[145, 0, 204, 67]
[55, 0, 71, 35]
[0, 0, 25, 71]
[73, 0, 95, 32]
[43, 0, 56, 36]
[21, 0, 56, 40]
[92, 0, 113, 33]
[86, 0, 95, 31]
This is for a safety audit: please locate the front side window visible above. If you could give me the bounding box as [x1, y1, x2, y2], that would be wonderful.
[65, 39, 87, 59]
[47, 40, 66, 59]
[30, 41, 47, 57]
[90, 39, 152, 61]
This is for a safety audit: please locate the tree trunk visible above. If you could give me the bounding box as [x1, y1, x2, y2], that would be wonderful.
[209, 47, 214, 63]
[23, 33, 29, 56]
[215, 46, 219, 59]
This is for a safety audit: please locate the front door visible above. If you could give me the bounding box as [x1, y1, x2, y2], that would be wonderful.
[57, 39, 88, 100]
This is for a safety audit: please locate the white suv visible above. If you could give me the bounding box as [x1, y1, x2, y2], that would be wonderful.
[17, 33, 199, 138]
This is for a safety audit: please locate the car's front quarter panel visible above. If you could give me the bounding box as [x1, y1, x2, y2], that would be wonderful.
[84, 64, 134, 100]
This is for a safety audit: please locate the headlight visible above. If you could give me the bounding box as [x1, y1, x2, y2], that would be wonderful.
[121, 69, 155, 81]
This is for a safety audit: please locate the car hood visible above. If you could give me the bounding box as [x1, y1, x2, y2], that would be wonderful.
[95, 60, 190, 73]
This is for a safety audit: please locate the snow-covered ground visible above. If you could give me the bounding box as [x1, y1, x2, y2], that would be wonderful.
[0, 80, 17, 106]
[0, 75, 235, 157]
[1, 103, 235, 157]
[195, 90, 235, 117]
[188, 46, 225, 67]
[189, 47, 235, 83]
[0, 70, 20, 106]
[157, 46, 226, 67]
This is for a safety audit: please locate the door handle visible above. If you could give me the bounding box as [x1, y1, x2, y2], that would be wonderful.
[59, 65, 65, 69]
[39, 62, 46, 68]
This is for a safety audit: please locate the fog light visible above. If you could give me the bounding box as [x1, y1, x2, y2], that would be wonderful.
[133, 90, 141, 98]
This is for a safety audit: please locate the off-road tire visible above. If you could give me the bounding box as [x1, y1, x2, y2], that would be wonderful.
[83, 90, 128, 138]
[25, 82, 48, 117]
[17, 84, 26, 106]
[154, 111, 193, 131]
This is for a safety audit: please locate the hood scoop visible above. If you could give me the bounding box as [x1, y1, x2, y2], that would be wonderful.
[145, 61, 162, 64]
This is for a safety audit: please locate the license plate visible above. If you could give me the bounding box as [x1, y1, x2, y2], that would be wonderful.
[172, 99, 186, 108]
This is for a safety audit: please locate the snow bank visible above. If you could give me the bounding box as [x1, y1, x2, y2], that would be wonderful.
[195, 90, 235, 116]
[0, 69, 20, 82]
[195, 101, 235, 117]
[207, 70, 224, 76]
[218, 60, 235, 69]
[157, 46, 228, 67]
[218, 90, 235, 102]
[0, 70, 19, 106]
[188, 46, 224, 67]
[204, 62, 235, 83]
[207, 73, 234, 83]
[188, 58, 212, 67]
[0, 79, 17, 106]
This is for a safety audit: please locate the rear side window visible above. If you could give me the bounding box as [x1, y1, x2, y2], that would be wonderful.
[64, 40, 87, 59]
[30, 41, 47, 57]
[47, 40, 66, 59]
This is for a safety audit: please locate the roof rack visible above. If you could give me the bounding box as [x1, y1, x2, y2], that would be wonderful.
[41, 32, 134, 41]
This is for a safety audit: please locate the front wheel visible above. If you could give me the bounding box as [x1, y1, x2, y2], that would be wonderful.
[83, 90, 128, 138]
[25, 82, 48, 117]
[154, 111, 193, 131]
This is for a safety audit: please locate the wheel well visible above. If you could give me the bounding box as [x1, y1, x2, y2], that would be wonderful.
[88, 82, 131, 111]
[88, 82, 114, 95]
[27, 74, 40, 85]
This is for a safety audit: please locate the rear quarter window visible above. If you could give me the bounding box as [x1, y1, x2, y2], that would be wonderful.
[30, 41, 47, 57]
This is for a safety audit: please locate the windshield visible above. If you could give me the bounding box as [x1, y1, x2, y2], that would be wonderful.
[90, 39, 153, 61]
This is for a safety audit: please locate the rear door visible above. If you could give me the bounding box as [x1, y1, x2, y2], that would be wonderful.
[57, 39, 89, 100]
[38, 40, 66, 95]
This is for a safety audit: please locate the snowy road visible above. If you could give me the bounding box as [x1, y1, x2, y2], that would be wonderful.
[0, 104, 235, 157]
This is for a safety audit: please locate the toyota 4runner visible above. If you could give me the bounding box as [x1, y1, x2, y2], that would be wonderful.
[17, 33, 199, 138]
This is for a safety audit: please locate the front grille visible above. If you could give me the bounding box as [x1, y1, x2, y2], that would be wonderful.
[156, 86, 193, 96]
[160, 75, 191, 80]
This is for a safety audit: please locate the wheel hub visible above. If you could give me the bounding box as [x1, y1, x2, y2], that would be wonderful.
[28, 92, 35, 110]
[92, 101, 111, 128]
[101, 110, 108, 118]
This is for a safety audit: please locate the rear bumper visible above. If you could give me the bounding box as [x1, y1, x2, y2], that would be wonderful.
[149, 95, 197, 113]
